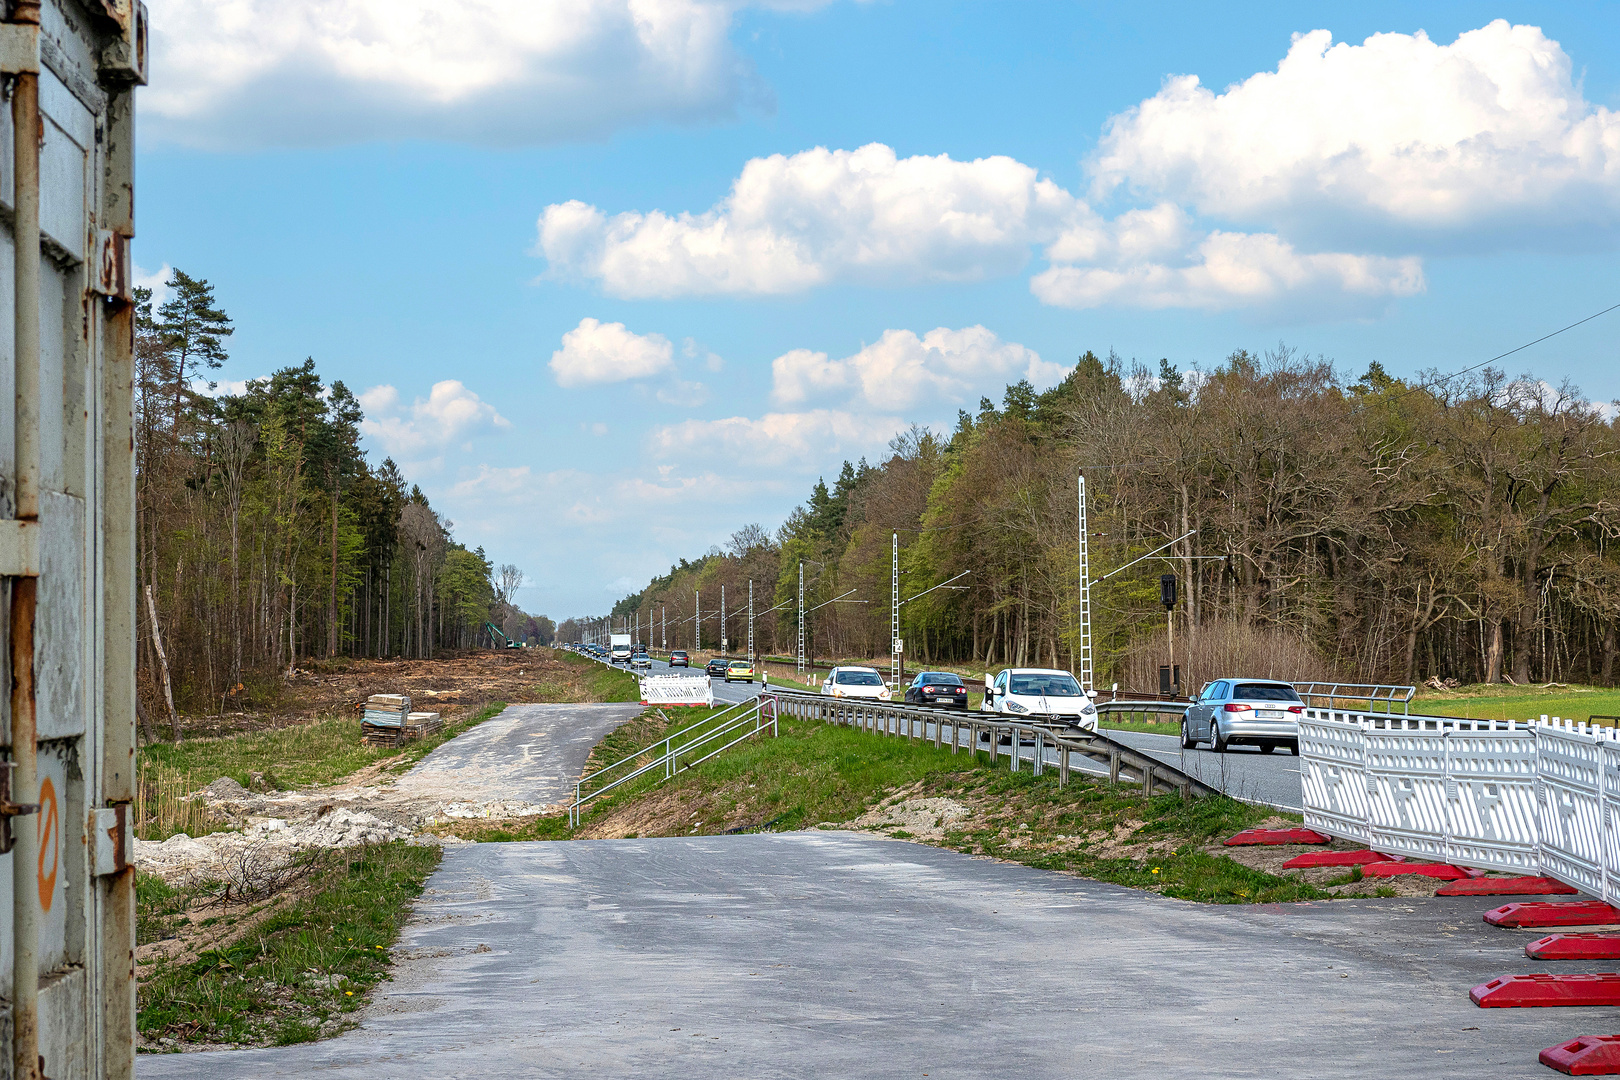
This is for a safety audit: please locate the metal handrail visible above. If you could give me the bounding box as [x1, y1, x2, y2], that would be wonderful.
[764, 689, 1216, 799]
[1292, 682, 1416, 714]
[569, 697, 777, 826]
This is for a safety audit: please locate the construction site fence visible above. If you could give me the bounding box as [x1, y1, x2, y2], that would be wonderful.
[1299, 711, 1620, 897]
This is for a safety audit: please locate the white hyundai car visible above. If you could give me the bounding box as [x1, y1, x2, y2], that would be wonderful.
[820, 666, 892, 701]
[981, 668, 1098, 731]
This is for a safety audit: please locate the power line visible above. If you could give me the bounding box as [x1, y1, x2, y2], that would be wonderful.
[1390, 299, 1620, 402]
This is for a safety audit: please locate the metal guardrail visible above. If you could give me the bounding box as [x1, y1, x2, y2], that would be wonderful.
[1293, 681, 1415, 714]
[568, 696, 778, 826]
[767, 690, 1217, 799]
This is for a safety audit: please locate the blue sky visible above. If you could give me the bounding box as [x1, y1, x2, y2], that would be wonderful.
[138, 0, 1620, 619]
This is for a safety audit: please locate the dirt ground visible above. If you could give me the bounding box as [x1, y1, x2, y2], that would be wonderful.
[168, 648, 597, 739]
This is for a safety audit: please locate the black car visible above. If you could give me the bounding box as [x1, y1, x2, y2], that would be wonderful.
[904, 671, 969, 708]
[669, 651, 690, 667]
[705, 657, 731, 677]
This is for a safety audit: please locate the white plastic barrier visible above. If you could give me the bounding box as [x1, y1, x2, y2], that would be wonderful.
[1299, 712, 1543, 875]
[1536, 721, 1610, 897]
[1300, 712, 1372, 844]
[639, 674, 714, 708]
[1444, 721, 1540, 874]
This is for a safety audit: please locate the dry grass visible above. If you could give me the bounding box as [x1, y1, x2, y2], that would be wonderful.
[1121, 618, 1344, 695]
[135, 765, 229, 842]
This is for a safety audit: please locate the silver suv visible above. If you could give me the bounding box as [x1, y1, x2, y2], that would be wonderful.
[1181, 679, 1303, 754]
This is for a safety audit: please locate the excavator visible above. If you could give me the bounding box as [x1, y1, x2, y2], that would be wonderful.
[484, 621, 524, 648]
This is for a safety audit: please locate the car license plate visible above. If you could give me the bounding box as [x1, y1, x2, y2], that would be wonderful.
[1257, 709, 1285, 718]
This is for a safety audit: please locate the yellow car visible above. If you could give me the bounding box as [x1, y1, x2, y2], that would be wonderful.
[725, 660, 755, 684]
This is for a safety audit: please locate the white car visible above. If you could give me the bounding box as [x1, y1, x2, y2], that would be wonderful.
[981, 668, 1098, 731]
[819, 666, 892, 701]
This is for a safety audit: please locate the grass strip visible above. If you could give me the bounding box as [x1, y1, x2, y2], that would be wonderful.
[447, 711, 1348, 904]
[554, 651, 641, 702]
[137, 841, 440, 1049]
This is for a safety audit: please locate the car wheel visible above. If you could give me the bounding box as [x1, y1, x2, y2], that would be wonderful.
[1211, 723, 1227, 754]
[1180, 718, 1195, 750]
[1289, 741, 1299, 756]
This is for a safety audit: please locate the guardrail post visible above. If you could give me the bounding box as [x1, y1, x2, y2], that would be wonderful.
[1058, 744, 1069, 787]
[1142, 763, 1154, 798]
[906, 713, 914, 743]
[1011, 729, 1020, 772]
[934, 716, 942, 750]
[949, 719, 957, 755]
[1109, 750, 1120, 784]
[1033, 729, 1044, 776]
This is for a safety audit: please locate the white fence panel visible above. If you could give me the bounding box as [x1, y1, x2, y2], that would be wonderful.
[1299, 711, 1371, 844]
[639, 674, 714, 708]
[1444, 720, 1539, 874]
[1537, 722, 1609, 896]
[1365, 720, 1451, 863]
[1601, 742, 1620, 906]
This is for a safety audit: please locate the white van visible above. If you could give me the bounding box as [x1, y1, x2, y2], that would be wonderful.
[981, 668, 1098, 731]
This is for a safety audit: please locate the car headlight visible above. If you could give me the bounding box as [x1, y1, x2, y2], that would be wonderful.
[1081, 704, 1096, 714]
[1005, 700, 1028, 714]
[879, 689, 891, 700]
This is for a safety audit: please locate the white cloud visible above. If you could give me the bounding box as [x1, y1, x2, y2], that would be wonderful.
[1092, 21, 1620, 245]
[538, 140, 1427, 313]
[359, 380, 510, 461]
[650, 410, 906, 469]
[142, 0, 824, 148]
[550, 317, 675, 386]
[190, 377, 254, 399]
[133, 262, 173, 308]
[1033, 230, 1424, 312]
[772, 326, 1065, 409]
[538, 142, 1077, 297]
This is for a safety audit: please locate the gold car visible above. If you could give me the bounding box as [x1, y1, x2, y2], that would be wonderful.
[724, 660, 755, 684]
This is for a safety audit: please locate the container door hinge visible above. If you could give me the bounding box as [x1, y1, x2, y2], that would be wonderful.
[93, 804, 131, 875]
[0, 761, 40, 856]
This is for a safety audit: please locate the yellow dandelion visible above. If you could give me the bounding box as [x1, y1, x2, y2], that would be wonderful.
[345, 991, 354, 996]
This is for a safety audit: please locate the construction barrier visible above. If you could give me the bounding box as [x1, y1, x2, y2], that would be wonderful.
[1299, 712, 1616, 892]
[639, 673, 714, 707]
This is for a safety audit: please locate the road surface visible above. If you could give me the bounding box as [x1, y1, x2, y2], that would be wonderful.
[611, 654, 1303, 808]
[138, 832, 1584, 1080]
[392, 701, 643, 811]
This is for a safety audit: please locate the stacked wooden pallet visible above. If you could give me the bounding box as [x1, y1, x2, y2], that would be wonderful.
[360, 693, 445, 747]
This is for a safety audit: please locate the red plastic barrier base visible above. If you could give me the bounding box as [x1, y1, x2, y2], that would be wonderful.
[1223, 827, 1330, 847]
[1436, 876, 1579, 896]
[1362, 861, 1469, 880]
[1280, 850, 1387, 869]
[1542, 1034, 1620, 1075]
[1528, 935, 1620, 961]
[1487, 902, 1620, 928]
[1472, 972, 1620, 1008]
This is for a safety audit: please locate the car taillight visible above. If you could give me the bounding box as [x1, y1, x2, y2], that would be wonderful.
[1223, 703, 1252, 712]
[1288, 706, 1304, 714]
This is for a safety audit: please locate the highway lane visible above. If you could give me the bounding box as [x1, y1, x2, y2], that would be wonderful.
[583, 652, 1302, 809]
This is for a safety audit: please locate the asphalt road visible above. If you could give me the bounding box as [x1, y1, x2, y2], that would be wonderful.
[394, 702, 643, 810]
[599, 654, 1303, 808]
[138, 832, 1592, 1080]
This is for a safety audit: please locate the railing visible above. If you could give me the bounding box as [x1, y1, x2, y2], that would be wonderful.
[1293, 682, 1415, 714]
[568, 696, 778, 827]
[768, 690, 1217, 800]
[1298, 709, 1620, 895]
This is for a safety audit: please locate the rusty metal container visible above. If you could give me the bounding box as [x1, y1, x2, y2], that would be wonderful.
[0, 1, 146, 1077]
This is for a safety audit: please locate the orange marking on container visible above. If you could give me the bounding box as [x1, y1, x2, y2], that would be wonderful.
[36, 776, 57, 911]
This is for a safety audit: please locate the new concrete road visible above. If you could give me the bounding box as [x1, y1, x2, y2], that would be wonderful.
[393, 702, 643, 811]
[138, 832, 1586, 1080]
